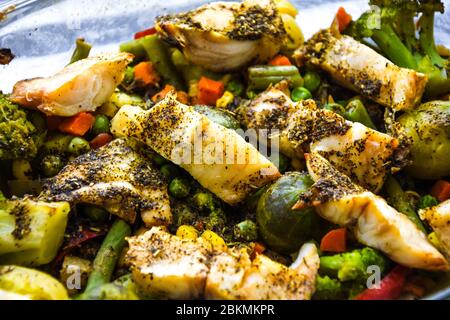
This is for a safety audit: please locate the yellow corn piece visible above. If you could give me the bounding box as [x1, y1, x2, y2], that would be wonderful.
[201, 230, 227, 251]
[176, 225, 199, 240]
[428, 232, 441, 249]
[216, 91, 234, 108]
[274, 0, 298, 17]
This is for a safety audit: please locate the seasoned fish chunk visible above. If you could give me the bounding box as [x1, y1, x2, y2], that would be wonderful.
[206, 242, 319, 300]
[11, 52, 133, 116]
[126, 227, 211, 299]
[420, 200, 450, 258]
[155, 0, 286, 72]
[294, 153, 448, 271]
[294, 30, 427, 111]
[41, 139, 171, 227]
[111, 95, 280, 205]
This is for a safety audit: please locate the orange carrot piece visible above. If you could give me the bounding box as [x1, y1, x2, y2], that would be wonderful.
[320, 228, 347, 253]
[90, 133, 113, 149]
[197, 76, 224, 106]
[151, 84, 176, 103]
[431, 180, 450, 202]
[134, 61, 160, 87]
[58, 112, 95, 136]
[269, 55, 292, 66]
[335, 7, 352, 33]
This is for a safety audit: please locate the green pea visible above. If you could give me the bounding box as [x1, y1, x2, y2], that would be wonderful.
[92, 115, 110, 136]
[291, 87, 312, 102]
[226, 79, 244, 96]
[323, 103, 346, 116]
[234, 219, 258, 242]
[80, 204, 110, 222]
[160, 164, 180, 180]
[67, 137, 91, 155]
[123, 66, 135, 85]
[40, 154, 64, 177]
[169, 178, 191, 199]
[193, 192, 214, 211]
[303, 71, 321, 92]
[206, 208, 226, 231]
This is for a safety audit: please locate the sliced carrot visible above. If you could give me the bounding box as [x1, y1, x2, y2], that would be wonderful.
[431, 180, 450, 202]
[46, 116, 63, 131]
[58, 112, 95, 136]
[134, 61, 160, 87]
[335, 7, 352, 33]
[269, 54, 292, 66]
[151, 84, 176, 103]
[197, 76, 225, 106]
[90, 133, 113, 149]
[134, 27, 157, 40]
[320, 228, 347, 253]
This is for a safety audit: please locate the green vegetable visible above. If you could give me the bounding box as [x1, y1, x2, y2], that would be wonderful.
[0, 265, 68, 300]
[139, 35, 185, 90]
[319, 247, 387, 282]
[397, 101, 450, 179]
[0, 93, 42, 160]
[28, 111, 47, 132]
[40, 154, 64, 177]
[122, 66, 135, 85]
[193, 192, 215, 211]
[69, 38, 92, 64]
[350, 0, 449, 97]
[234, 220, 258, 242]
[79, 274, 139, 300]
[323, 103, 346, 117]
[193, 105, 241, 130]
[384, 176, 427, 233]
[160, 163, 180, 180]
[291, 86, 312, 102]
[344, 98, 376, 129]
[0, 199, 70, 266]
[205, 208, 227, 232]
[302, 70, 321, 92]
[169, 178, 191, 199]
[256, 172, 320, 253]
[313, 275, 346, 300]
[41, 133, 73, 154]
[80, 204, 110, 222]
[418, 195, 439, 210]
[119, 39, 147, 60]
[248, 65, 303, 91]
[226, 79, 245, 96]
[91, 115, 110, 136]
[82, 219, 131, 295]
[170, 48, 203, 93]
[67, 137, 91, 155]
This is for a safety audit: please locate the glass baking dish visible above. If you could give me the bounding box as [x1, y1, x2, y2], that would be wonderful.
[0, 0, 449, 300]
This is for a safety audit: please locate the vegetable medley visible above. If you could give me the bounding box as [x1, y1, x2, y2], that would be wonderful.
[1, 0, 450, 300]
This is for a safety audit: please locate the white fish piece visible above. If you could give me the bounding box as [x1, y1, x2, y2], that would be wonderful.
[10, 52, 133, 116]
[420, 200, 450, 258]
[41, 139, 171, 227]
[294, 30, 427, 111]
[205, 242, 319, 300]
[111, 95, 280, 206]
[295, 152, 449, 271]
[155, 0, 286, 72]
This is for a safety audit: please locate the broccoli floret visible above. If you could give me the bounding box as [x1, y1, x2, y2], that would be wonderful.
[313, 275, 347, 300]
[418, 195, 439, 209]
[319, 247, 387, 282]
[0, 93, 41, 160]
[349, 0, 450, 97]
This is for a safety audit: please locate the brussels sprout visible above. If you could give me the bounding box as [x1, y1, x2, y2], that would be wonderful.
[398, 101, 450, 179]
[193, 105, 241, 130]
[0, 265, 68, 300]
[256, 172, 320, 254]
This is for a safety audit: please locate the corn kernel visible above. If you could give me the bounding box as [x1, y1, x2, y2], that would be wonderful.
[176, 225, 199, 240]
[201, 230, 227, 251]
[216, 91, 234, 108]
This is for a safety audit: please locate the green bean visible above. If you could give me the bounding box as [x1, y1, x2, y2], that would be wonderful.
[67, 137, 91, 155]
[291, 86, 312, 102]
[169, 178, 191, 199]
[323, 103, 346, 116]
[170, 48, 203, 88]
[69, 38, 92, 64]
[83, 219, 131, 294]
[249, 74, 303, 91]
[344, 99, 376, 129]
[42, 134, 73, 154]
[119, 39, 146, 60]
[303, 70, 321, 92]
[139, 35, 185, 90]
[248, 65, 299, 78]
[160, 163, 180, 180]
[384, 176, 426, 233]
[123, 66, 135, 85]
[40, 154, 63, 177]
[91, 115, 110, 136]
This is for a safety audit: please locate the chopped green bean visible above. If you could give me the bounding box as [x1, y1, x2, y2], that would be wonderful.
[119, 39, 146, 60]
[249, 66, 299, 78]
[345, 99, 376, 129]
[69, 38, 92, 64]
[323, 103, 346, 116]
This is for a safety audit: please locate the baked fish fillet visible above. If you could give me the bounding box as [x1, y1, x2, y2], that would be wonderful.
[294, 30, 427, 111]
[11, 52, 133, 116]
[420, 200, 450, 259]
[41, 139, 171, 227]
